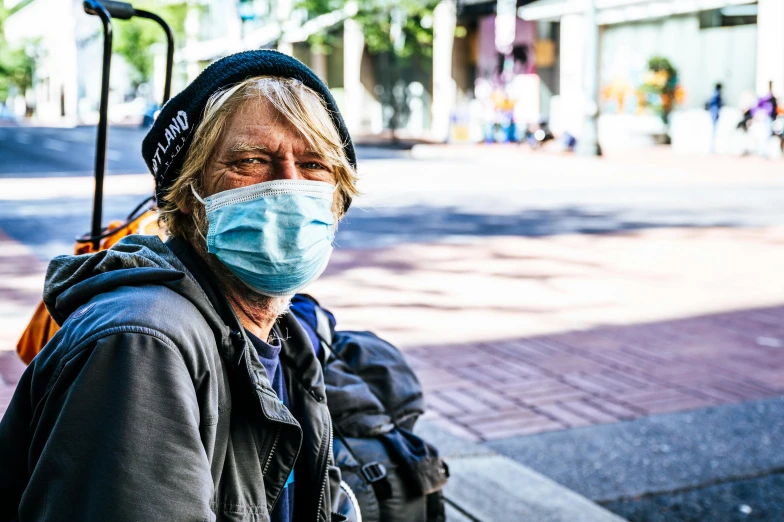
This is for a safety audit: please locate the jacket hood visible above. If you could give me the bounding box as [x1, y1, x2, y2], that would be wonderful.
[43, 235, 217, 327]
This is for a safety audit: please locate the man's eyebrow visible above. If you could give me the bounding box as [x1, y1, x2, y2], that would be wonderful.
[228, 142, 270, 153]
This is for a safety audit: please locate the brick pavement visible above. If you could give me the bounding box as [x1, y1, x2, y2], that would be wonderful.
[410, 305, 784, 442]
[0, 228, 44, 420]
[2, 227, 784, 437]
[0, 351, 25, 419]
[3, 304, 781, 439]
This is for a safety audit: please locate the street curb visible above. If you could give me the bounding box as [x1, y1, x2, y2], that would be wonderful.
[416, 421, 628, 522]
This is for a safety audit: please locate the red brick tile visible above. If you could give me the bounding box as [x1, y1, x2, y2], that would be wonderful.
[468, 387, 519, 410]
[520, 388, 589, 407]
[563, 374, 620, 396]
[477, 420, 566, 440]
[636, 396, 717, 415]
[426, 392, 466, 416]
[456, 407, 539, 424]
[584, 398, 645, 419]
[555, 400, 620, 424]
[534, 403, 594, 428]
[402, 353, 432, 370]
[498, 377, 570, 396]
[0, 351, 25, 387]
[694, 379, 778, 402]
[618, 387, 694, 405]
[436, 389, 491, 413]
[620, 388, 718, 415]
[414, 368, 472, 392]
[470, 364, 531, 383]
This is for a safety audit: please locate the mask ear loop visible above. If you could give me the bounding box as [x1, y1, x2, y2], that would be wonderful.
[189, 182, 210, 246]
[190, 183, 207, 205]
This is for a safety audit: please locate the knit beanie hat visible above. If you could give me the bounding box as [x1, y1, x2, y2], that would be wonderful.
[141, 49, 357, 207]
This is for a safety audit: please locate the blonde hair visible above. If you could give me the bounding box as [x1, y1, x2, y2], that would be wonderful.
[159, 76, 359, 238]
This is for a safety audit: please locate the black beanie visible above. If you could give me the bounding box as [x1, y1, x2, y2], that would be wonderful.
[141, 49, 357, 207]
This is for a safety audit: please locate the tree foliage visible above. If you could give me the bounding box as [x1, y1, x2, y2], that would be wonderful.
[355, 0, 438, 59]
[295, 0, 438, 58]
[0, 4, 38, 101]
[113, 1, 190, 93]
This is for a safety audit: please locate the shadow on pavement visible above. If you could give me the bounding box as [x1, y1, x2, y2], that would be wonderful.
[332, 203, 761, 252]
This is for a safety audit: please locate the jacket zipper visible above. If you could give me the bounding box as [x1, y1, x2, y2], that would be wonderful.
[315, 414, 333, 521]
[262, 427, 281, 476]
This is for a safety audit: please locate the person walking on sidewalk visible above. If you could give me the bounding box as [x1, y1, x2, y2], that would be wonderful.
[705, 82, 723, 153]
[0, 50, 359, 522]
[752, 80, 778, 157]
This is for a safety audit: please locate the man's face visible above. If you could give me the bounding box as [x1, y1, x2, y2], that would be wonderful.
[185, 97, 341, 320]
[203, 98, 339, 206]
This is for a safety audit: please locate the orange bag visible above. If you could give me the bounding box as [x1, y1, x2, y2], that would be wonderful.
[16, 209, 164, 364]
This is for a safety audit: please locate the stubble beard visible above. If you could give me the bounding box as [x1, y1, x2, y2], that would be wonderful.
[185, 206, 292, 332]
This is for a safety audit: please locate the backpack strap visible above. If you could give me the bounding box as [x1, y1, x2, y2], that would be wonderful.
[314, 305, 334, 364]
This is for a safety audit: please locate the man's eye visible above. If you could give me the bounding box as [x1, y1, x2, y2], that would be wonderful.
[303, 161, 327, 170]
[238, 158, 264, 165]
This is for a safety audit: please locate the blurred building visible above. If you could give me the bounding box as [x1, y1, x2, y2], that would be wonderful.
[4, 0, 155, 125]
[4, 0, 81, 123]
[180, 0, 438, 139]
[435, 0, 546, 143]
[516, 0, 779, 150]
[7, 0, 776, 151]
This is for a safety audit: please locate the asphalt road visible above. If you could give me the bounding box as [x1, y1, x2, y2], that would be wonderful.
[0, 126, 412, 259]
[0, 126, 149, 176]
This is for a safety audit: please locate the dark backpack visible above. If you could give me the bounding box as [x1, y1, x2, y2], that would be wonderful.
[295, 298, 449, 522]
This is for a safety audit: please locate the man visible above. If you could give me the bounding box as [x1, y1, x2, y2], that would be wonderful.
[752, 80, 778, 157]
[0, 50, 359, 521]
[705, 82, 723, 153]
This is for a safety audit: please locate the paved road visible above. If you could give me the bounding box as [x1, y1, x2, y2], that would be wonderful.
[3, 127, 784, 262]
[0, 126, 148, 176]
[0, 126, 413, 259]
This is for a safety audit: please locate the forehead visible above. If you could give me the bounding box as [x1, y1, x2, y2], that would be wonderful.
[221, 97, 298, 139]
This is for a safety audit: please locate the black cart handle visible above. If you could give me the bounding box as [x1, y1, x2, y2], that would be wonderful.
[98, 0, 134, 19]
[82, 0, 174, 248]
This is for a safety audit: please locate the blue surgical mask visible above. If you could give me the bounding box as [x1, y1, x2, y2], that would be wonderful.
[194, 179, 336, 297]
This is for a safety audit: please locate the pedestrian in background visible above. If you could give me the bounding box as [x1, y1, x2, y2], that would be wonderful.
[705, 82, 723, 153]
[752, 80, 778, 157]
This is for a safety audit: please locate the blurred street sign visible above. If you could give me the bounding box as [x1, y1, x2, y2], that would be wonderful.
[496, 0, 517, 53]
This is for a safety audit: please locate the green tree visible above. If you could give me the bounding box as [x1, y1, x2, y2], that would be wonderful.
[0, 1, 39, 102]
[296, 0, 438, 58]
[113, 1, 190, 95]
[354, 0, 438, 59]
[295, 0, 438, 135]
[295, 0, 345, 54]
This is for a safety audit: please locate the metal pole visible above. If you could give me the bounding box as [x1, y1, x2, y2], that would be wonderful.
[577, 0, 602, 156]
[83, 0, 113, 248]
[134, 9, 174, 104]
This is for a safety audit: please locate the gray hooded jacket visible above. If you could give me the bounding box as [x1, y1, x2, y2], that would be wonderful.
[0, 235, 341, 522]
